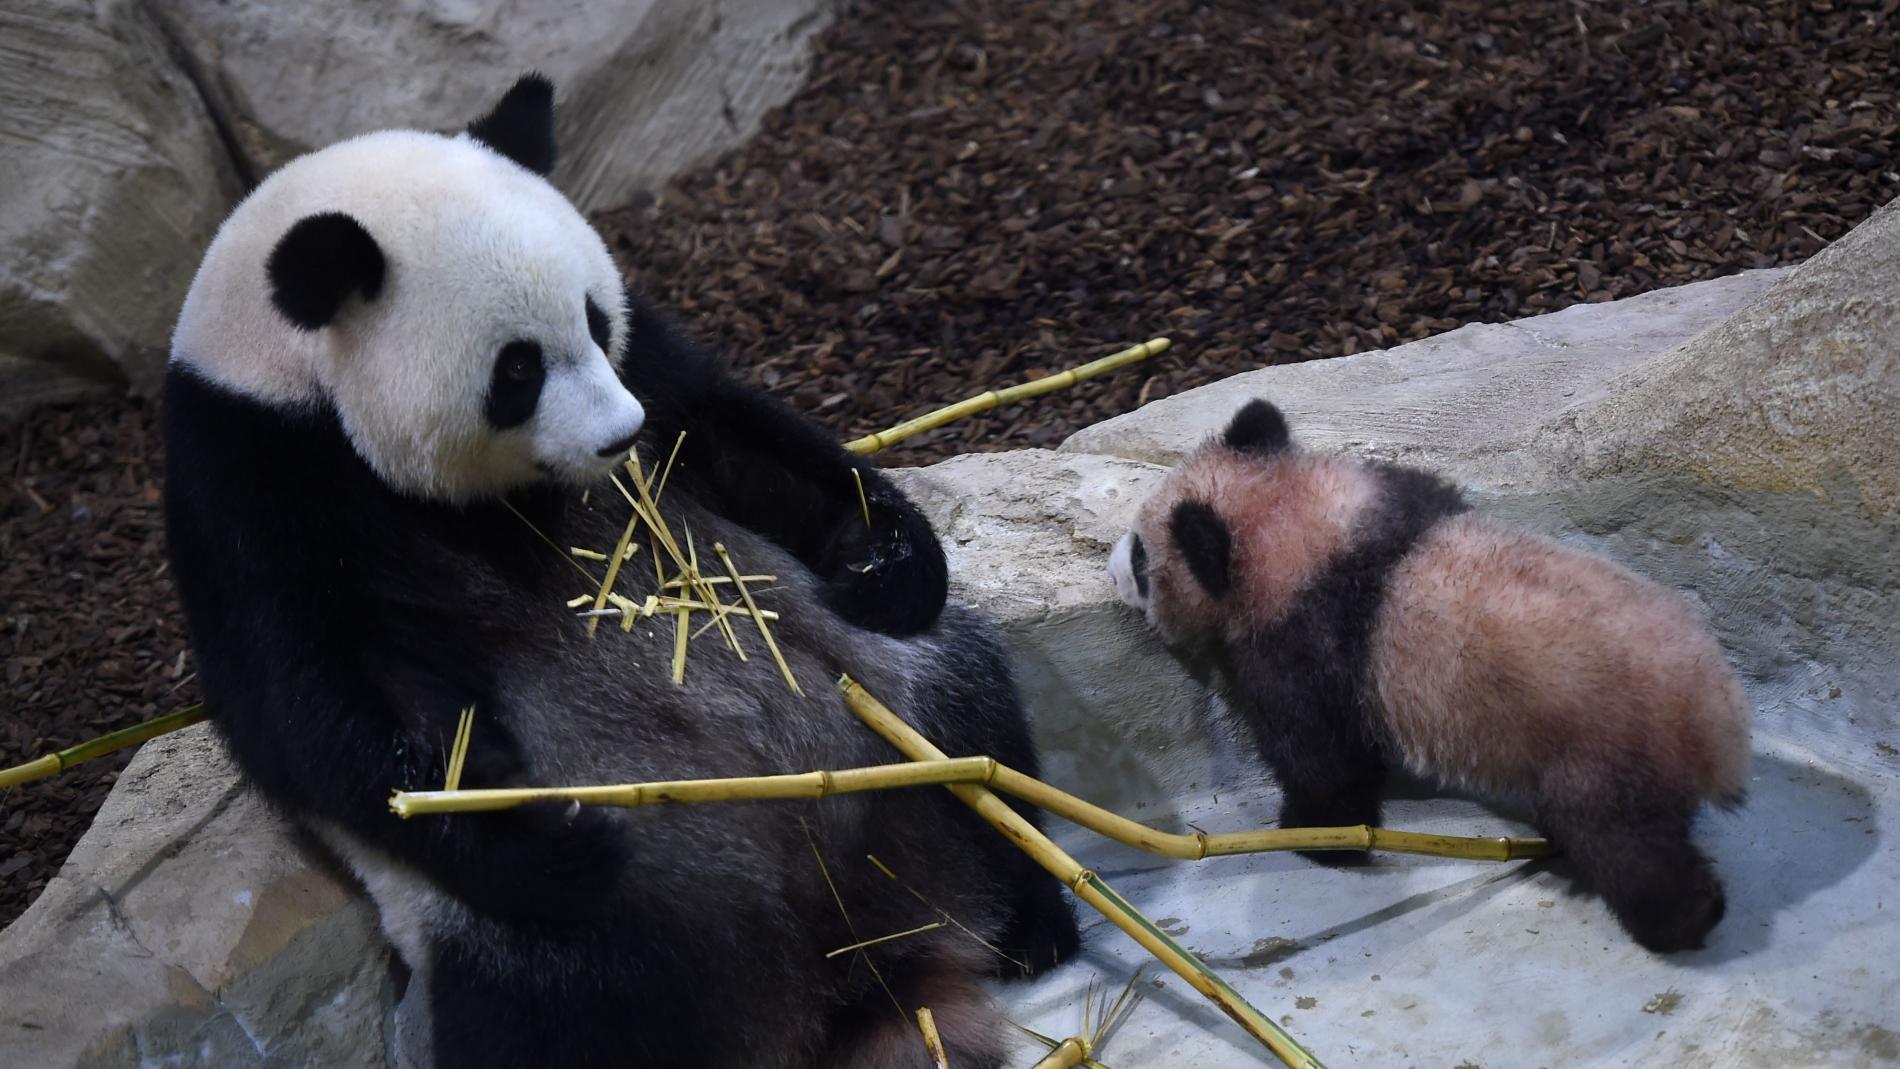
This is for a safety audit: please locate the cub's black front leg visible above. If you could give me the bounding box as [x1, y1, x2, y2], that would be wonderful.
[618, 292, 947, 635]
[1230, 661, 1388, 867]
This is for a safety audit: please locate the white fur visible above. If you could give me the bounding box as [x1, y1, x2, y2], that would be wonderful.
[1107, 531, 1148, 611]
[172, 129, 643, 503]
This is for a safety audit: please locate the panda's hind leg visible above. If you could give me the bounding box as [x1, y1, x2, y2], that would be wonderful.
[1536, 778, 1725, 954]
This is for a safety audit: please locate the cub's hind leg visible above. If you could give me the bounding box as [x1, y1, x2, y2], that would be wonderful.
[1536, 775, 1725, 954]
[827, 945, 1013, 1069]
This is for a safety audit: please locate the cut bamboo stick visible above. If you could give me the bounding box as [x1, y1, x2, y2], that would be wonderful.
[0, 704, 209, 790]
[842, 338, 1170, 455]
[388, 754, 1550, 863]
[1029, 1037, 1091, 1069]
[835, 676, 1325, 1069]
[716, 542, 801, 695]
[390, 756, 999, 818]
[916, 1007, 950, 1069]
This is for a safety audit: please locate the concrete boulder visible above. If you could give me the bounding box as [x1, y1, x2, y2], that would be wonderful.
[152, 0, 835, 213]
[0, 0, 244, 416]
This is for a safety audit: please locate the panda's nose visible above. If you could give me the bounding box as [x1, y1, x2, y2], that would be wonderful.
[597, 432, 640, 458]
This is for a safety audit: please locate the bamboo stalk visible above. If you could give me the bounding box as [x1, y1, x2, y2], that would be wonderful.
[916, 1007, 950, 1069]
[835, 676, 1325, 1069]
[842, 338, 1170, 455]
[0, 704, 209, 790]
[716, 542, 801, 695]
[389, 755, 1549, 862]
[390, 756, 999, 818]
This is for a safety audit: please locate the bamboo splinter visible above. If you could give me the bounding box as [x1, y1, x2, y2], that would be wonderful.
[843, 338, 1171, 454]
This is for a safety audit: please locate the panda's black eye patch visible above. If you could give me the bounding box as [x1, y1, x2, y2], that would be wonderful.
[486, 340, 546, 429]
[1130, 534, 1149, 598]
[584, 295, 612, 352]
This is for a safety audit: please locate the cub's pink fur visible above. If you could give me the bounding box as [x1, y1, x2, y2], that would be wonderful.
[1375, 515, 1751, 805]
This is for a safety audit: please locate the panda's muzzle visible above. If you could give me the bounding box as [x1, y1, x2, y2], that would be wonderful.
[596, 431, 640, 458]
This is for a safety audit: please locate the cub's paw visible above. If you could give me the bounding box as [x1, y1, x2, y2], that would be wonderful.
[818, 488, 947, 636]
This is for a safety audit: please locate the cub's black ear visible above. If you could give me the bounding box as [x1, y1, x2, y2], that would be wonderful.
[1169, 500, 1233, 597]
[266, 212, 385, 331]
[1222, 399, 1291, 456]
[467, 73, 557, 176]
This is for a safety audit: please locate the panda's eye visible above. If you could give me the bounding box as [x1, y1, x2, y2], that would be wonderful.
[1130, 534, 1149, 598]
[486, 340, 545, 429]
[584, 295, 612, 352]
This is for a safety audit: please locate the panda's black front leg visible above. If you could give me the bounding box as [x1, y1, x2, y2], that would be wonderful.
[1230, 663, 1388, 867]
[618, 293, 947, 635]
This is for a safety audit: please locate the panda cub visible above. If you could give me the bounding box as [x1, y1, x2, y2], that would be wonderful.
[1107, 399, 1752, 954]
[164, 76, 1075, 1068]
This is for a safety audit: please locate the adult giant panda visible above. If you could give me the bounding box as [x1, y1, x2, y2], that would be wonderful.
[163, 76, 1076, 1069]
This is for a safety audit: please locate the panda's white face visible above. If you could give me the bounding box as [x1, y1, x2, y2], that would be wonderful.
[173, 124, 644, 504]
[1107, 530, 1153, 616]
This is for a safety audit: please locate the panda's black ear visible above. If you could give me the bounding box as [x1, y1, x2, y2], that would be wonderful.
[1169, 500, 1233, 597]
[267, 213, 385, 331]
[1222, 399, 1291, 456]
[467, 73, 556, 176]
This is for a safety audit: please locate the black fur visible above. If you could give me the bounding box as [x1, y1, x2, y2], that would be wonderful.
[1169, 499, 1234, 598]
[266, 213, 385, 330]
[466, 73, 557, 175]
[484, 340, 546, 430]
[617, 292, 949, 637]
[1222, 398, 1291, 455]
[1218, 462, 1468, 863]
[1537, 784, 1725, 953]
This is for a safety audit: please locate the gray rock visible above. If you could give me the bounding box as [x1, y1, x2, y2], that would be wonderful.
[155, 0, 834, 212]
[0, 0, 245, 416]
[0, 725, 392, 1069]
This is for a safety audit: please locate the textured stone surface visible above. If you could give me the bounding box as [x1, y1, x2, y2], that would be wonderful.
[0, 725, 392, 1068]
[1063, 267, 1788, 487]
[0, 0, 244, 415]
[155, 0, 833, 212]
[1543, 197, 1900, 517]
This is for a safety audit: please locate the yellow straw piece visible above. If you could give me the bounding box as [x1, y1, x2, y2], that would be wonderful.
[672, 607, 692, 684]
[0, 704, 209, 790]
[825, 921, 945, 960]
[852, 468, 872, 528]
[843, 338, 1170, 455]
[443, 707, 475, 792]
[654, 431, 687, 504]
[917, 1007, 951, 1069]
[716, 542, 801, 695]
[570, 547, 609, 561]
[565, 595, 593, 608]
[585, 500, 644, 638]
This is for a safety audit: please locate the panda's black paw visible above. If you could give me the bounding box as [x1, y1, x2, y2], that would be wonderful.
[817, 489, 947, 637]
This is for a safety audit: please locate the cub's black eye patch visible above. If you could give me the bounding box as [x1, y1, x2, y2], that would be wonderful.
[584, 295, 612, 352]
[486, 340, 546, 429]
[1169, 500, 1233, 597]
[1130, 534, 1150, 598]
